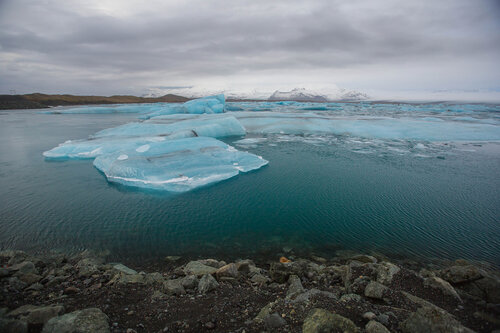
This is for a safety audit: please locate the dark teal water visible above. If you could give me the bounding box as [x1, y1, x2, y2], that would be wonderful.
[1, 108, 499, 264]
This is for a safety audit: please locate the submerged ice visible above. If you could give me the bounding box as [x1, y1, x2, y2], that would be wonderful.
[93, 137, 267, 192]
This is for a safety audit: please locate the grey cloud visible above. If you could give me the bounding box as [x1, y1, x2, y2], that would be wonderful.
[0, 0, 499, 94]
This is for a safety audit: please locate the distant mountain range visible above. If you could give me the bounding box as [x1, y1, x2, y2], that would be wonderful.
[268, 88, 369, 102]
[144, 86, 370, 102]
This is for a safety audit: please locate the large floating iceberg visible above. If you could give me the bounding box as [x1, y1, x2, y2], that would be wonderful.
[43, 115, 246, 159]
[93, 137, 267, 192]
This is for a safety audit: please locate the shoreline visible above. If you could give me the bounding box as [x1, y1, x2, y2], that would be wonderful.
[1, 249, 499, 332]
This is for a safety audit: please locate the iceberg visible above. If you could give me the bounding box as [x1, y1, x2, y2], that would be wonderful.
[93, 137, 268, 192]
[43, 136, 167, 159]
[93, 114, 245, 139]
[43, 114, 246, 159]
[141, 94, 225, 119]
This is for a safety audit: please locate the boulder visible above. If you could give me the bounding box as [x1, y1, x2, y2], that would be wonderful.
[198, 274, 219, 294]
[254, 302, 274, 323]
[26, 306, 64, 325]
[0, 318, 27, 333]
[42, 308, 109, 333]
[302, 308, 359, 333]
[198, 259, 225, 268]
[474, 275, 500, 303]
[162, 279, 186, 296]
[439, 265, 483, 284]
[215, 263, 238, 279]
[400, 306, 474, 333]
[184, 261, 218, 277]
[11, 261, 37, 275]
[250, 273, 270, 284]
[286, 275, 305, 299]
[76, 258, 101, 278]
[292, 289, 338, 304]
[364, 281, 389, 299]
[144, 272, 164, 286]
[376, 262, 400, 285]
[181, 275, 198, 290]
[8, 305, 64, 325]
[424, 276, 461, 301]
[366, 320, 390, 333]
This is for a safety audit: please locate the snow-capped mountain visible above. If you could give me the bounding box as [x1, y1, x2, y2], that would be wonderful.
[142, 86, 369, 102]
[269, 88, 369, 102]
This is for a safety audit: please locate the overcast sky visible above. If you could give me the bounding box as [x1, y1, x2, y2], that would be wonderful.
[1, 0, 499, 96]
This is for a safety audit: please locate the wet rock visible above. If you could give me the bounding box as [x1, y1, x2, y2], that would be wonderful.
[0, 318, 28, 333]
[144, 272, 164, 286]
[286, 275, 305, 299]
[439, 265, 483, 284]
[351, 255, 378, 263]
[76, 258, 101, 278]
[151, 290, 167, 301]
[250, 273, 270, 285]
[114, 273, 145, 285]
[348, 276, 371, 294]
[293, 289, 338, 304]
[181, 275, 198, 290]
[400, 306, 474, 333]
[26, 282, 43, 291]
[45, 275, 68, 287]
[234, 260, 253, 275]
[183, 261, 218, 277]
[5, 251, 28, 266]
[340, 293, 362, 302]
[17, 273, 42, 285]
[269, 261, 306, 283]
[474, 275, 500, 303]
[165, 255, 181, 262]
[376, 262, 400, 285]
[198, 259, 226, 268]
[364, 281, 389, 299]
[162, 279, 186, 296]
[424, 276, 461, 301]
[254, 302, 275, 323]
[25, 305, 64, 325]
[7, 277, 27, 290]
[112, 263, 137, 275]
[215, 263, 238, 279]
[8, 305, 64, 325]
[366, 320, 390, 333]
[302, 308, 359, 333]
[11, 261, 37, 275]
[42, 308, 109, 333]
[198, 274, 219, 294]
[264, 313, 286, 328]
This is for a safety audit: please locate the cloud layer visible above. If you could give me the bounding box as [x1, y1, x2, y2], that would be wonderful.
[1, 0, 499, 96]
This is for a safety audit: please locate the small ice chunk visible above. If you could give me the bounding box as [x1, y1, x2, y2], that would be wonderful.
[136, 144, 150, 152]
[117, 154, 128, 160]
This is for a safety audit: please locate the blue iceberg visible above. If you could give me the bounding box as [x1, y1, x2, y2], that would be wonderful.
[93, 114, 245, 139]
[141, 94, 225, 119]
[93, 137, 268, 192]
[43, 114, 246, 159]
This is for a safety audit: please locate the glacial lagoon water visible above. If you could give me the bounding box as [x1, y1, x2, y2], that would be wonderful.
[1, 101, 500, 265]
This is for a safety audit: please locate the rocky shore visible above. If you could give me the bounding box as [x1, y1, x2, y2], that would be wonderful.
[1, 249, 499, 332]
